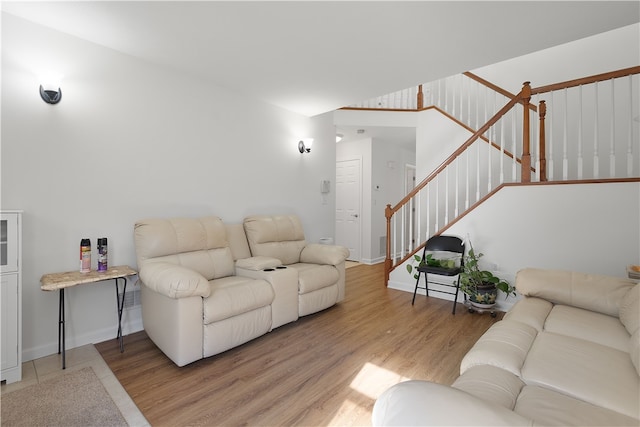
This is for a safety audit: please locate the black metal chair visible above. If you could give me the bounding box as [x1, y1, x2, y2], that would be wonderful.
[411, 235, 465, 314]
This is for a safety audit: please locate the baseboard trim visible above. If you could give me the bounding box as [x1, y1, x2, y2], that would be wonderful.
[388, 279, 515, 312]
[23, 312, 144, 362]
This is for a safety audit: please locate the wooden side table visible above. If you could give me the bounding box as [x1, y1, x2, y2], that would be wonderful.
[40, 265, 137, 369]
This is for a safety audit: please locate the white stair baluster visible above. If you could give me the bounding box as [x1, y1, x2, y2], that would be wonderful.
[435, 175, 439, 232]
[475, 82, 480, 130]
[500, 116, 505, 184]
[610, 78, 616, 177]
[467, 79, 472, 129]
[465, 149, 470, 210]
[407, 198, 412, 253]
[476, 140, 481, 202]
[416, 192, 421, 249]
[578, 86, 583, 179]
[392, 215, 397, 262]
[455, 159, 459, 217]
[628, 76, 634, 177]
[444, 167, 449, 225]
[400, 205, 405, 257]
[426, 185, 430, 240]
[512, 108, 518, 181]
[563, 88, 568, 180]
[594, 82, 600, 179]
[487, 126, 493, 193]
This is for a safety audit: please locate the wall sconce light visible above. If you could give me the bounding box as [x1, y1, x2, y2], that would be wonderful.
[39, 84, 62, 104]
[298, 138, 314, 153]
[336, 134, 343, 143]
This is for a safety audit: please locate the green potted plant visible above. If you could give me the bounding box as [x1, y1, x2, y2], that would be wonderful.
[459, 242, 515, 309]
[406, 253, 458, 279]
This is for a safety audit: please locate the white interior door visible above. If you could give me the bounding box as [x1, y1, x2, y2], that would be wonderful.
[336, 159, 361, 261]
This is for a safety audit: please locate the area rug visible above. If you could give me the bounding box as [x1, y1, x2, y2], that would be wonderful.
[1, 366, 127, 427]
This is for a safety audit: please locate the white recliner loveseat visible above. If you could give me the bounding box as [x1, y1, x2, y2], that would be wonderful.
[134, 215, 349, 367]
[373, 268, 639, 426]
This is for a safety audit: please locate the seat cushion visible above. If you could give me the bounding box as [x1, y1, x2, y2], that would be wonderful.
[203, 276, 274, 324]
[544, 305, 630, 352]
[521, 331, 640, 419]
[515, 385, 639, 426]
[290, 263, 340, 294]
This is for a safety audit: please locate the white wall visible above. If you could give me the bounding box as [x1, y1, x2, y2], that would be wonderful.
[471, 23, 640, 94]
[1, 14, 336, 361]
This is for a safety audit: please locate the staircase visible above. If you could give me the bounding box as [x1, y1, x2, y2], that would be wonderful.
[344, 67, 640, 283]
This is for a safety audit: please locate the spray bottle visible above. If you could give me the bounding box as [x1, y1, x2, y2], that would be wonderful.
[80, 238, 91, 273]
[97, 238, 108, 271]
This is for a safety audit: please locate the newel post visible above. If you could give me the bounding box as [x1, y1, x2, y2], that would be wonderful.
[417, 85, 424, 110]
[538, 100, 547, 182]
[521, 82, 532, 183]
[384, 204, 392, 286]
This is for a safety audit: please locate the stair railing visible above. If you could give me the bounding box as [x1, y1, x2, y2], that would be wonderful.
[384, 85, 528, 283]
[384, 66, 640, 284]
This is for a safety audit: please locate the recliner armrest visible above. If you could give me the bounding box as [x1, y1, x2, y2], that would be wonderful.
[139, 262, 211, 299]
[236, 256, 282, 271]
[300, 244, 349, 266]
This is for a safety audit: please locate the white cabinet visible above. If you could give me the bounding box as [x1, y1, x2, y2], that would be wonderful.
[1, 211, 22, 384]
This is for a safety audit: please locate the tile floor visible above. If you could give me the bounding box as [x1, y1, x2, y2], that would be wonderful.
[1, 344, 149, 427]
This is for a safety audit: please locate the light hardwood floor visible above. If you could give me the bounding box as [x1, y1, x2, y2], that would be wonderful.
[96, 263, 503, 426]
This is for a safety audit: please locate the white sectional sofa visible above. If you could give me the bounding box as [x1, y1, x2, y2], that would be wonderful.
[133, 215, 349, 367]
[373, 268, 639, 426]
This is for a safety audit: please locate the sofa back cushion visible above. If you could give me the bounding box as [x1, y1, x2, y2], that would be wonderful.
[619, 284, 640, 335]
[516, 268, 635, 317]
[630, 329, 640, 376]
[225, 223, 252, 260]
[243, 215, 307, 265]
[134, 216, 234, 280]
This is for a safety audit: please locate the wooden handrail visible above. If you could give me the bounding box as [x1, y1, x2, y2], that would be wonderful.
[531, 66, 640, 95]
[464, 71, 537, 112]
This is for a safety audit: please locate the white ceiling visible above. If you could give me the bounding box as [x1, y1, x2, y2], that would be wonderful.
[2, 1, 639, 117]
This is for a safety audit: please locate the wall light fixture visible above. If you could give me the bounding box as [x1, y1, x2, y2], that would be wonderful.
[39, 84, 62, 104]
[298, 138, 314, 153]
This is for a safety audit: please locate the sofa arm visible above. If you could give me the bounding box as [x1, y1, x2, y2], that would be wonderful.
[372, 380, 532, 426]
[300, 244, 349, 266]
[139, 262, 211, 299]
[516, 268, 635, 317]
